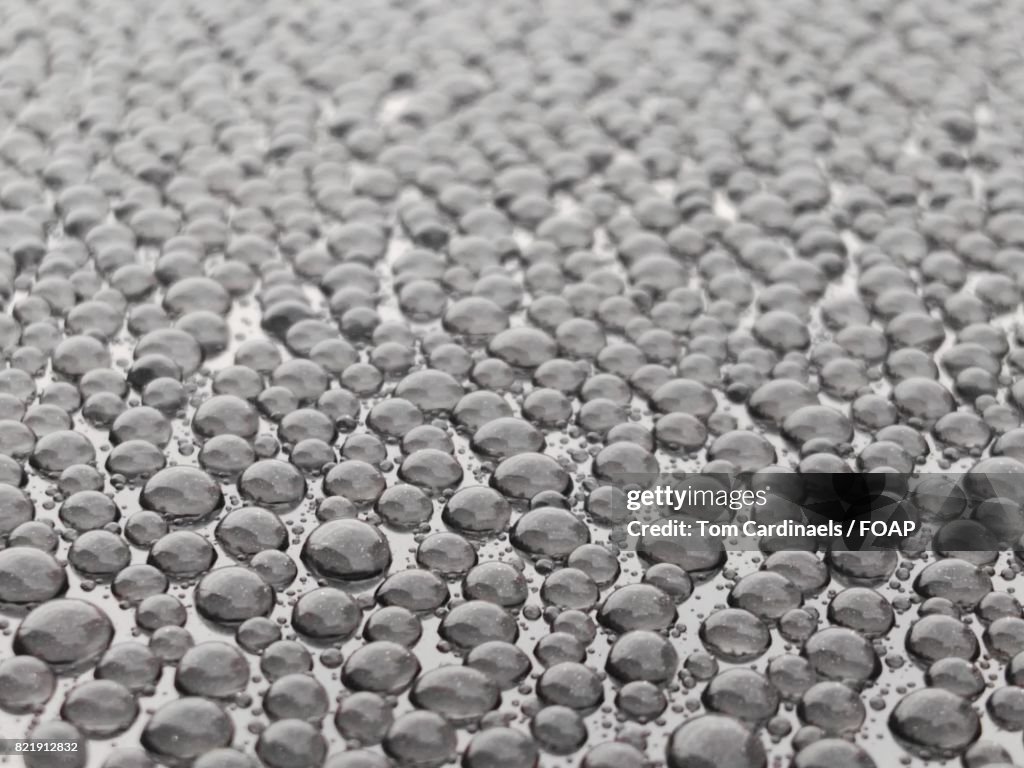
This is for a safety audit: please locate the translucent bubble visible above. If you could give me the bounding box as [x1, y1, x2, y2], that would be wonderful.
[14, 599, 113, 671]
[666, 715, 766, 768]
[194, 567, 275, 624]
[699, 608, 770, 662]
[142, 698, 233, 760]
[703, 668, 778, 722]
[463, 727, 537, 768]
[798, 681, 865, 734]
[440, 600, 518, 648]
[238, 459, 307, 511]
[141, 466, 223, 523]
[383, 711, 456, 767]
[175, 642, 250, 697]
[263, 673, 329, 721]
[889, 688, 980, 756]
[511, 507, 590, 559]
[530, 705, 587, 756]
[804, 627, 880, 683]
[0, 656, 55, 713]
[412, 665, 500, 720]
[61, 680, 138, 737]
[0, 547, 66, 604]
[492, 453, 571, 499]
[291, 587, 361, 641]
[302, 520, 391, 581]
[792, 739, 876, 768]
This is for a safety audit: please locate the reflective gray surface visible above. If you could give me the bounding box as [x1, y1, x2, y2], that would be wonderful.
[1, 0, 1024, 766]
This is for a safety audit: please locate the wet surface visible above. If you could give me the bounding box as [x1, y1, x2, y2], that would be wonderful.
[2, 0, 1024, 766]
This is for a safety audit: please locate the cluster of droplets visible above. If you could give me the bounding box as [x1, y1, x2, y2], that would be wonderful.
[2, 0, 1024, 766]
